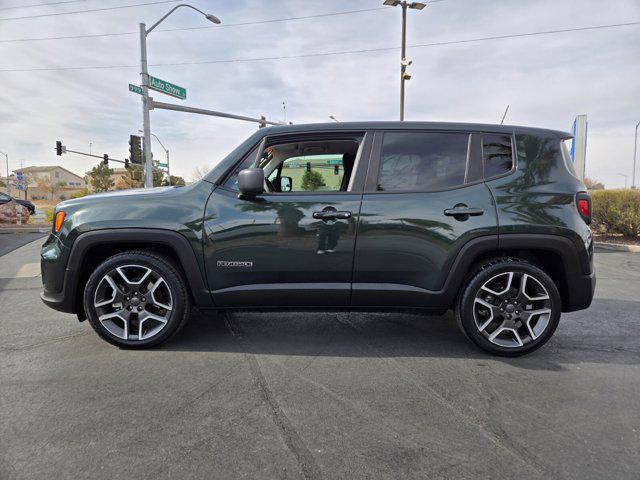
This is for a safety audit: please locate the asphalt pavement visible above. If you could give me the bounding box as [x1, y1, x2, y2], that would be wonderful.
[0, 232, 45, 257]
[0, 236, 638, 480]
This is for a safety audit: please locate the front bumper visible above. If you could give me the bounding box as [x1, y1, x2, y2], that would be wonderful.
[40, 234, 76, 314]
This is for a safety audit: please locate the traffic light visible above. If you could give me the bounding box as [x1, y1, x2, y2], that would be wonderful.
[129, 135, 143, 165]
[306, 162, 311, 172]
[124, 158, 130, 169]
[334, 165, 340, 175]
[56, 141, 63, 156]
[102, 154, 108, 166]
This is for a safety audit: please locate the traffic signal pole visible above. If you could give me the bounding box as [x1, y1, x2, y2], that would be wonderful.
[150, 100, 282, 127]
[140, 23, 154, 189]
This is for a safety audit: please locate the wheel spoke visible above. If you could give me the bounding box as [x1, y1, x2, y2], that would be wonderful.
[98, 311, 129, 339]
[138, 311, 169, 340]
[149, 277, 172, 311]
[480, 271, 513, 298]
[94, 274, 123, 307]
[522, 308, 552, 339]
[116, 266, 152, 288]
[521, 274, 550, 301]
[473, 298, 497, 331]
[488, 325, 524, 348]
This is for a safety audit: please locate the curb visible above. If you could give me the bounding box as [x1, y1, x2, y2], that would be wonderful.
[594, 242, 640, 253]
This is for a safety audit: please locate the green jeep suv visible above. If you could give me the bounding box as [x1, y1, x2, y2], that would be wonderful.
[40, 122, 595, 356]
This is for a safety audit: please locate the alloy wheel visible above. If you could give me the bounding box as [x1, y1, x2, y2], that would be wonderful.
[93, 264, 173, 341]
[472, 271, 552, 348]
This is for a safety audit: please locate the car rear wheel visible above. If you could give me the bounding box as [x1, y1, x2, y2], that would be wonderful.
[456, 258, 561, 356]
[83, 251, 190, 348]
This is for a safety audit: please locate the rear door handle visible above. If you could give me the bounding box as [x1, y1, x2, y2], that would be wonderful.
[313, 211, 351, 220]
[443, 207, 484, 217]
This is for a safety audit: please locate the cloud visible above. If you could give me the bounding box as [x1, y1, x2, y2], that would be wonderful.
[0, 0, 638, 187]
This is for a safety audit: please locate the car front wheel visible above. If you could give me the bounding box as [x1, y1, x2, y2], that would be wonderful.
[83, 251, 190, 348]
[456, 258, 561, 356]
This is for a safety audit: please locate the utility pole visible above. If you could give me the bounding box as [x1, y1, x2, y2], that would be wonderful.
[384, 1, 425, 121]
[633, 120, 639, 189]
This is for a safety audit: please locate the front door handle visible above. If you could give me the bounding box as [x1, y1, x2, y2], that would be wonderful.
[313, 211, 351, 220]
[444, 207, 484, 217]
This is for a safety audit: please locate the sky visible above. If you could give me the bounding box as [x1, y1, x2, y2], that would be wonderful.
[0, 0, 639, 187]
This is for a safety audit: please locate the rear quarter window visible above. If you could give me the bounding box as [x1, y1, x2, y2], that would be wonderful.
[482, 134, 513, 179]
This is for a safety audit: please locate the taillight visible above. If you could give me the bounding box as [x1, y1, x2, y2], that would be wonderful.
[576, 193, 591, 225]
[53, 211, 66, 232]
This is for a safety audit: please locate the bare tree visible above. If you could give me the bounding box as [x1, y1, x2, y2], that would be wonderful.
[192, 166, 209, 181]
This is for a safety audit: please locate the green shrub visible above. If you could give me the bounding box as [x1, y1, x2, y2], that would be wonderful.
[591, 189, 640, 238]
[69, 188, 89, 199]
[44, 207, 54, 225]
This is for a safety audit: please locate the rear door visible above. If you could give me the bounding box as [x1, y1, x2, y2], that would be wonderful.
[352, 129, 500, 307]
[203, 131, 372, 307]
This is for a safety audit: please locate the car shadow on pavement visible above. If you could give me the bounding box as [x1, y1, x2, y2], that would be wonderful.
[157, 302, 640, 371]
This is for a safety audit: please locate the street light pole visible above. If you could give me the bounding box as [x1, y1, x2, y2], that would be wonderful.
[400, 3, 407, 121]
[139, 4, 221, 188]
[383, 1, 425, 121]
[617, 173, 628, 189]
[141, 130, 170, 185]
[633, 120, 639, 189]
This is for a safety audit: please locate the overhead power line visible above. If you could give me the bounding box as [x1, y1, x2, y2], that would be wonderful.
[0, 7, 390, 42]
[0, 0, 87, 11]
[0, 21, 638, 73]
[0, 0, 178, 21]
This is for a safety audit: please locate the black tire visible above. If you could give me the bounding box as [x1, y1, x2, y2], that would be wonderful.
[455, 258, 561, 356]
[83, 250, 190, 348]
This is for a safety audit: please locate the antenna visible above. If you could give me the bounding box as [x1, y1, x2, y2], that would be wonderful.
[500, 105, 510, 125]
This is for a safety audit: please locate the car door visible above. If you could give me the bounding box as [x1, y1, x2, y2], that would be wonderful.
[352, 129, 500, 308]
[203, 131, 372, 308]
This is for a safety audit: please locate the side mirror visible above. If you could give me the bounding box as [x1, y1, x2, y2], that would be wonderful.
[279, 176, 292, 192]
[238, 168, 265, 197]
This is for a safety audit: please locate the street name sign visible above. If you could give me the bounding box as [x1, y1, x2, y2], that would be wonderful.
[129, 84, 143, 95]
[148, 76, 186, 100]
[156, 162, 169, 168]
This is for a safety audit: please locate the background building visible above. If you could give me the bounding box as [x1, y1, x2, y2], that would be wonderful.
[13, 166, 86, 201]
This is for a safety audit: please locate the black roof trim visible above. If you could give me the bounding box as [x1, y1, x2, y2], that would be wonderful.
[261, 121, 573, 140]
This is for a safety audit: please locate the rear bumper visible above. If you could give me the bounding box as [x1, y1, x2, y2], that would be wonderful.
[562, 269, 596, 312]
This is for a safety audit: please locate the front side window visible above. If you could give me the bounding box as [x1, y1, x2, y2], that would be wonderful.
[482, 134, 513, 178]
[377, 132, 469, 192]
[267, 153, 347, 192]
[224, 137, 361, 193]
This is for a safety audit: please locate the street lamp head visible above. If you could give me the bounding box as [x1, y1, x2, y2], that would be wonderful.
[409, 2, 427, 9]
[383, 0, 401, 6]
[205, 13, 221, 24]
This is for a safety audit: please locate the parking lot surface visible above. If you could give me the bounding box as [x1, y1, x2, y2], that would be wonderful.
[1, 237, 639, 479]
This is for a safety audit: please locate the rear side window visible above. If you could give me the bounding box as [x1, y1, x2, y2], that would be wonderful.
[377, 132, 469, 191]
[482, 134, 513, 178]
